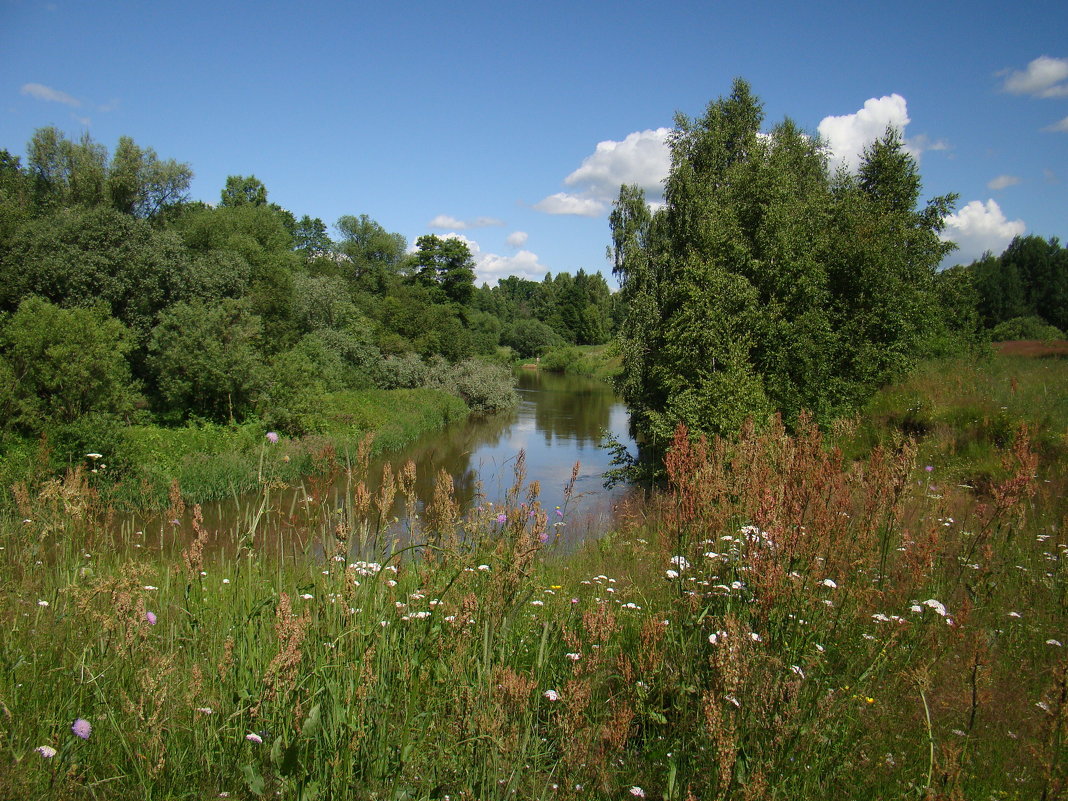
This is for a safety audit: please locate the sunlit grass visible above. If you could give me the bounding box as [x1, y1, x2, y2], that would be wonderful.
[0, 354, 1065, 800]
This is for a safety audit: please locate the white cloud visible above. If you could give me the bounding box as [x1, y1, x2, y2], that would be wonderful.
[429, 214, 503, 230]
[1042, 116, 1068, 133]
[438, 232, 548, 285]
[940, 199, 1026, 264]
[535, 128, 671, 217]
[532, 192, 606, 217]
[987, 174, 1021, 190]
[475, 250, 550, 285]
[818, 94, 911, 174]
[564, 127, 672, 200]
[1001, 56, 1068, 98]
[506, 231, 528, 248]
[20, 82, 81, 107]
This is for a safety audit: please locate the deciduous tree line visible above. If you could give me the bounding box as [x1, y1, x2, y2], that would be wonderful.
[0, 128, 614, 452]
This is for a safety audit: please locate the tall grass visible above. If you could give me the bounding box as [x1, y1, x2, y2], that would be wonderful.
[0, 356, 1065, 799]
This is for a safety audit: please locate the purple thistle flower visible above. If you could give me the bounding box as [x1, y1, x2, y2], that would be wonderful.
[925, 465, 934, 472]
[496, 513, 507, 524]
[71, 718, 91, 740]
[265, 431, 279, 444]
[145, 611, 157, 625]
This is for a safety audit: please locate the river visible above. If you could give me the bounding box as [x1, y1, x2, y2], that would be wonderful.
[133, 369, 636, 554]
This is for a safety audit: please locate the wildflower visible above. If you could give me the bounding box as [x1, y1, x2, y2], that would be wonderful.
[477, 564, 491, 571]
[195, 707, 214, 714]
[35, 745, 57, 758]
[670, 555, 690, 570]
[1047, 639, 1063, 647]
[909, 604, 923, 613]
[566, 652, 581, 661]
[925, 465, 933, 472]
[543, 689, 559, 701]
[749, 632, 762, 642]
[821, 578, 837, 589]
[665, 569, 679, 579]
[265, 432, 279, 444]
[300, 593, 314, 600]
[629, 787, 645, 798]
[37, 600, 49, 607]
[143, 585, 158, 591]
[790, 665, 805, 679]
[530, 600, 545, 606]
[86, 452, 103, 460]
[222, 578, 231, 584]
[923, 599, 948, 616]
[245, 733, 263, 744]
[71, 718, 91, 740]
[555, 507, 563, 517]
[145, 611, 157, 625]
[496, 513, 507, 524]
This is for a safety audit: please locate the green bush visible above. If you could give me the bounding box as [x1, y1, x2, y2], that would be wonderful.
[989, 315, 1065, 342]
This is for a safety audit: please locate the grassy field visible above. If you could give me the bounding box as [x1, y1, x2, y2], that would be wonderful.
[0, 350, 1065, 800]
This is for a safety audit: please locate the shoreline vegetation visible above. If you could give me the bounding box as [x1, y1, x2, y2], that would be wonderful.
[1, 349, 1065, 800]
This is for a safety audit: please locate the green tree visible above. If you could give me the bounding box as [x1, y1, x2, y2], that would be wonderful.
[335, 214, 407, 293]
[147, 299, 265, 422]
[219, 174, 268, 207]
[0, 297, 138, 430]
[410, 234, 477, 305]
[611, 79, 958, 456]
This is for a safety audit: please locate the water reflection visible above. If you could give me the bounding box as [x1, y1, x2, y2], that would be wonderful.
[136, 369, 635, 553]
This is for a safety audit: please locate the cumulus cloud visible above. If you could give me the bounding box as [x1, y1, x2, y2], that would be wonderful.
[535, 128, 671, 217]
[1042, 116, 1068, 133]
[818, 94, 911, 174]
[940, 199, 1026, 264]
[1001, 56, 1068, 98]
[533, 192, 606, 217]
[475, 249, 550, 284]
[20, 82, 81, 107]
[506, 231, 528, 248]
[437, 232, 548, 285]
[987, 174, 1021, 190]
[429, 214, 503, 230]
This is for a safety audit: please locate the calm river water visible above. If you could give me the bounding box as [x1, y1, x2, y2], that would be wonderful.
[358, 368, 635, 543]
[140, 370, 636, 553]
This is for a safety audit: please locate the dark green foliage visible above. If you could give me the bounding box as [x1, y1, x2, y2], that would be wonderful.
[611, 79, 960, 454]
[410, 234, 477, 305]
[501, 317, 561, 358]
[147, 299, 266, 422]
[220, 174, 268, 207]
[0, 206, 194, 348]
[0, 297, 138, 431]
[966, 235, 1068, 332]
[989, 315, 1065, 342]
[335, 213, 407, 293]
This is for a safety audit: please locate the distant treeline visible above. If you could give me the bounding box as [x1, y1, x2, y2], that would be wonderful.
[950, 235, 1068, 341]
[0, 129, 616, 456]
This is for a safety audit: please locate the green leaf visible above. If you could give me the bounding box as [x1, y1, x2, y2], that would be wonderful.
[241, 764, 264, 797]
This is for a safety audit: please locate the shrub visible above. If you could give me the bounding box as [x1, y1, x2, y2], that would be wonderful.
[989, 315, 1065, 342]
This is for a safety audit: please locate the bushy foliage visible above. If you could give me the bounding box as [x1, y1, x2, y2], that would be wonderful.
[501, 317, 561, 358]
[990, 315, 1065, 342]
[0, 297, 138, 431]
[147, 299, 265, 423]
[611, 79, 959, 454]
[426, 357, 517, 413]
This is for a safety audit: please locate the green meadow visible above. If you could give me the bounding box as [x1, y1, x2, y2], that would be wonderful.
[1, 351, 1065, 800]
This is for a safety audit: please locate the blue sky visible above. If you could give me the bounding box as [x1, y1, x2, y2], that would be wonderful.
[2, 0, 1066, 286]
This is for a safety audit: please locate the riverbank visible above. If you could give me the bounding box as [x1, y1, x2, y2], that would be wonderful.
[535, 343, 621, 381]
[0, 388, 469, 511]
[1, 349, 1064, 799]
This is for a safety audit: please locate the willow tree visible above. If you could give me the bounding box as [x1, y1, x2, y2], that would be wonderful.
[611, 78, 957, 456]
